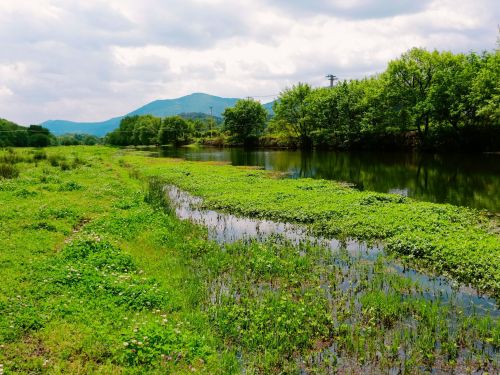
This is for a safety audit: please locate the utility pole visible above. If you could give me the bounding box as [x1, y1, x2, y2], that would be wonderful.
[326, 74, 338, 88]
[209, 106, 213, 134]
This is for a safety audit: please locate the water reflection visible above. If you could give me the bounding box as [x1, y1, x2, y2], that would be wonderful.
[166, 185, 499, 317]
[158, 147, 500, 212]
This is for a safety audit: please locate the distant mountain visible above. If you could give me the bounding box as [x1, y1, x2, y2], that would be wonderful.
[42, 117, 123, 137]
[263, 101, 275, 114]
[128, 93, 239, 118]
[42, 93, 275, 136]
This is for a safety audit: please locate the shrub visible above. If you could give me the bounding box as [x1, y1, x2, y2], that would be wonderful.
[0, 163, 19, 179]
[48, 154, 66, 167]
[32, 150, 47, 161]
[58, 181, 83, 191]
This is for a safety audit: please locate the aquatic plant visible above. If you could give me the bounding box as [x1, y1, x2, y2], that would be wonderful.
[129, 157, 500, 298]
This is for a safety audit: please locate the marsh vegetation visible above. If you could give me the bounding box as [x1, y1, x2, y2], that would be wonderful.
[158, 146, 500, 212]
[0, 146, 498, 374]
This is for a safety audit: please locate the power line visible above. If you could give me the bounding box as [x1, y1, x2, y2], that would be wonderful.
[247, 94, 280, 98]
[0, 130, 52, 133]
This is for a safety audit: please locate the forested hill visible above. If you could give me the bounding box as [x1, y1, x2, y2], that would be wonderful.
[42, 93, 275, 136]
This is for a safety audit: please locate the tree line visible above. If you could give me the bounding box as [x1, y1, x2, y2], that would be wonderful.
[104, 103, 269, 147]
[105, 47, 499, 151]
[0, 119, 54, 147]
[268, 47, 499, 150]
[105, 114, 217, 146]
[0, 118, 102, 147]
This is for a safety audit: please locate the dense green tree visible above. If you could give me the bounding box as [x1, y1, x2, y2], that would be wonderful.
[357, 76, 392, 134]
[269, 47, 499, 150]
[106, 115, 196, 146]
[273, 83, 314, 147]
[191, 119, 207, 137]
[27, 125, 52, 147]
[333, 80, 366, 141]
[222, 99, 267, 144]
[106, 115, 162, 146]
[470, 51, 500, 125]
[106, 116, 139, 146]
[302, 77, 388, 147]
[305, 87, 338, 126]
[385, 48, 440, 137]
[134, 115, 161, 145]
[158, 116, 191, 145]
[0, 118, 29, 147]
[428, 52, 471, 131]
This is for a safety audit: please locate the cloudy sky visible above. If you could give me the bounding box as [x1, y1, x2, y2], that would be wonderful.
[0, 0, 498, 125]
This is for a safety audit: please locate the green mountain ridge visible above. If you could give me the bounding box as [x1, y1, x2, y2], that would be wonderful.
[42, 93, 275, 136]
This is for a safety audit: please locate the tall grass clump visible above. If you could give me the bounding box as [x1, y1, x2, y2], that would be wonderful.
[144, 176, 172, 213]
[32, 150, 47, 161]
[46, 152, 87, 171]
[0, 153, 22, 164]
[48, 154, 67, 167]
[0, 163, 19, 179]
[0, 149, 33, 164]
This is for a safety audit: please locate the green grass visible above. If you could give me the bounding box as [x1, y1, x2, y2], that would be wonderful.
[126, 154, 500, 298]
[0, 146, 498, 373]
[0, 147, 232, 373]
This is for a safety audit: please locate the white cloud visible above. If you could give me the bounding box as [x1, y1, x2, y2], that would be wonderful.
[0, 0, 498, 124]
[0, 85, 14, 97]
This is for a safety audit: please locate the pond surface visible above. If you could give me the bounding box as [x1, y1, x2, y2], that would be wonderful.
[158, 147, 500, 212]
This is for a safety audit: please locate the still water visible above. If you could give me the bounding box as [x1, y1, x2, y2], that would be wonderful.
[166, 185, 499, 317]
[158, 147, 500, 212]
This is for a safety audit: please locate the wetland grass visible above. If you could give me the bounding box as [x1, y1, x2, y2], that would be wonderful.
[128, 154, 500, 298]
[0, 146, 498, 373]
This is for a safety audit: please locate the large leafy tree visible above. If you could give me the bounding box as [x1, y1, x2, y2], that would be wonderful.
[134, 115, 161, 145]
[27, 125, 52, 147]
[470, 51, 500, 126]
[385, 48, 440, 136]
[107, 115, 139, 145]
[428, 52, 472, 130]
[305, 87, 339, 132]
[222, 99, 267, 145]
[107, 115, 163, 145]
[273, 83, 315, 147]
[298, 78, 388, 146]
[158, 116, 191, 145]
[0, 118, 29, 147]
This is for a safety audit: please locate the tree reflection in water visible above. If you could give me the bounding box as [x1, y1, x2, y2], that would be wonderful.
[158, 147, 500, 212]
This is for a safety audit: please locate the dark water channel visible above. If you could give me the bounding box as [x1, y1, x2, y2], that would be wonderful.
[166, 185, 499, 318]
[157, 147, 500, 213]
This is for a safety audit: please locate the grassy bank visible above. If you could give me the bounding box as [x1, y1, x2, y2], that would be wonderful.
[0, 147, 234, 373]
[126, 152, 500, 298]
[1, 146, 499, 373]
